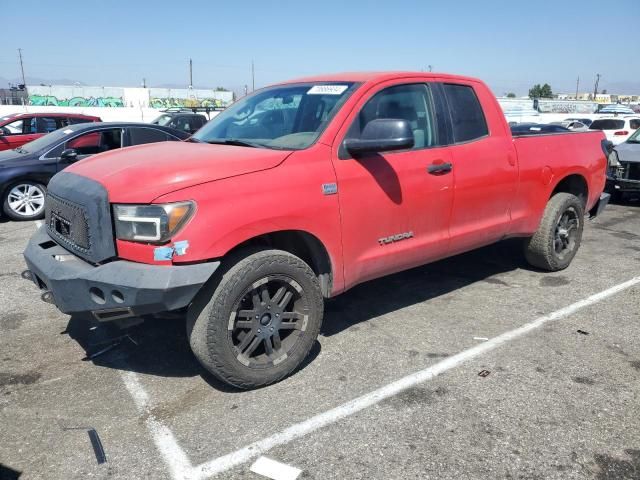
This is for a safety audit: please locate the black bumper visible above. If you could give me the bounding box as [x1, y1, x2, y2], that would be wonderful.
[606, 176, 640, 193]
[23, 227, 219, 319]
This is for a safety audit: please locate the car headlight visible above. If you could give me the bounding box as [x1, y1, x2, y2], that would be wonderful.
[608, 150, 621, 167]
[113, 201, 195, 243]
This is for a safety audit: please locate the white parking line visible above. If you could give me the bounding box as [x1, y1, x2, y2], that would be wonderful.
[120, 275, 640, 480]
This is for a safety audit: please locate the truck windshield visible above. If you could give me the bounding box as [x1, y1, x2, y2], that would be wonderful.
[192, 82, 357, 150]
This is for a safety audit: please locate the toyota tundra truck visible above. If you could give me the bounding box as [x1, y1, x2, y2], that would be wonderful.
[23, 72, 611, 389]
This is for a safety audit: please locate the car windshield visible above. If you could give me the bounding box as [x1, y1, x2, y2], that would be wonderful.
[192, 82, 357, 150]
[627, 129, 640, 143]
[152, 114, 174, 126]
[16, 127, 77, 154]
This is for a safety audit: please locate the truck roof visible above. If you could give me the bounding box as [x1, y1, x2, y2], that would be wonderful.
[277, 71, 483, 86]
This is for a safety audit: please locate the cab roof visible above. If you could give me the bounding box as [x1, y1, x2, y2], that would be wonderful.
[276, 71, 482, 86]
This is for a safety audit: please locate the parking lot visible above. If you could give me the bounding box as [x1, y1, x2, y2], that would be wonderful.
[1, 200, 639, 480]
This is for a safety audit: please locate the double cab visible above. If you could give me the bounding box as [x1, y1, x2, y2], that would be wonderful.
[24, 72, 610, 389]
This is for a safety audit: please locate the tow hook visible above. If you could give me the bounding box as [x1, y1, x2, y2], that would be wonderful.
[41, 291, 55, 304]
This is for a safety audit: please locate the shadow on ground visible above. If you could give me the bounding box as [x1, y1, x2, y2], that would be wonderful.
[63, 239, 528, 388]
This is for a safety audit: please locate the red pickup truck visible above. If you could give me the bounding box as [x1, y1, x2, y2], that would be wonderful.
[24, 72, 610, 389]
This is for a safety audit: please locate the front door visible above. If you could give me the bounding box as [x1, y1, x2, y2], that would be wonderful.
[332, 81, 454, 289]
[0, 117, 38, 151]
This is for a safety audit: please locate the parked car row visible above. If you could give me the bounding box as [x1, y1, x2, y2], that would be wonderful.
[0, 122, 190, 220]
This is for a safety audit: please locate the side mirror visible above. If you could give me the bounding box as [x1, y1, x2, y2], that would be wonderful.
[60, 148, 79, 162]
[343, 119, 414, 156]
[0, 127, 10, 136]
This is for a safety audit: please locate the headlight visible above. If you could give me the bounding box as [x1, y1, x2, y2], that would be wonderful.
[113, 201, 195, 243]
[608, 150, 621, 167]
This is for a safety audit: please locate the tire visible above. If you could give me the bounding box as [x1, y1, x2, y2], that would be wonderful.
[187, 249, 324, 389]
[2, 181, 47, 221]
[524, 192, 584, 271]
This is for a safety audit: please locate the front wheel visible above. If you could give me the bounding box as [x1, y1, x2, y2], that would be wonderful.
[2, 181, 47, 221]
[187, 249, 324, 389]
[524, 192, 584, 271]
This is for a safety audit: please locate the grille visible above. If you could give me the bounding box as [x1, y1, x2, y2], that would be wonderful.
[621, 162, 640, 181]
[45, 193, 91, 253]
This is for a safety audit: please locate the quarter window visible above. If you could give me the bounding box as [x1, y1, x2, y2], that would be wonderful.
[629, 119, 640, 130]
[345, 83, 438, 150]
[443, 84, 488, 143]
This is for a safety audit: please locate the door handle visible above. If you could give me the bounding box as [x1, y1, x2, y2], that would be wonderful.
[427, 162, 453, 175]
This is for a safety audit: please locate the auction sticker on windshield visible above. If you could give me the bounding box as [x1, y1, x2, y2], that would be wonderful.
[307, 85, 349, 95]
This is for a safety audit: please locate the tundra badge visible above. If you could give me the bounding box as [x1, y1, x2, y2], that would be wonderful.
[378, 231, 414, 245]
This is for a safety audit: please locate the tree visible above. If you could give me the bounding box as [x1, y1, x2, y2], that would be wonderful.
[215, 87, 229, 92]
[506, 92, 516, 98]
[528, 83, 554, 99]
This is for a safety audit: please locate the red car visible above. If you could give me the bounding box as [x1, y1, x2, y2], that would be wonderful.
[24, 72, 610, 388]
[0, 112, 101, 151]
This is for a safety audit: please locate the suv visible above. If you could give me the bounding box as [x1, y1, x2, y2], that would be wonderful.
[151, 111, 208, 134]
[0, 113, 101, 151]
[589, 116, 640, 145]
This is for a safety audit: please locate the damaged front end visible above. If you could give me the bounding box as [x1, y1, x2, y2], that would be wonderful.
[606, 139, 640, 195]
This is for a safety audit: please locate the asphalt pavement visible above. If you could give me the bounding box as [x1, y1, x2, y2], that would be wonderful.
[1, 200, 639, 480]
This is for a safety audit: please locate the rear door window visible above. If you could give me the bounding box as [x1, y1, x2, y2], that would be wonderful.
[34, 117, 59, 133]
[129, 127, 171, 145]
[443, 84, 489, 143]
[589, 119, 625, 130]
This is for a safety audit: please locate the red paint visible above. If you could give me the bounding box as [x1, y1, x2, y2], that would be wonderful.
[0, 112, 101, 151]
[65, 72, 607, 296]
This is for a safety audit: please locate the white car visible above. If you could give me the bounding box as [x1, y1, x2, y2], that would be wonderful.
[550, 120, 589, 131]
[589, 116, 640, 145]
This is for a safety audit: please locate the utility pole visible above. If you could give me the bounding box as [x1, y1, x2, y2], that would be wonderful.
[593, 73, 601, 101]
[189, 58, 193, 88]
[142, 77, 147, 88]
[17, 48, 27, 91]
[251, 60, 255, 92]
[575, 76, 579, 100]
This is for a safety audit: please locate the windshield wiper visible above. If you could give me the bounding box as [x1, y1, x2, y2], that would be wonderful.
[205, 138, 261, 148]
[185, 137, 204, 143]
[12, 147, 28, 154]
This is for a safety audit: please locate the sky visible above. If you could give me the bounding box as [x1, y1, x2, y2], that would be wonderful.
[1, 0, 639, 97]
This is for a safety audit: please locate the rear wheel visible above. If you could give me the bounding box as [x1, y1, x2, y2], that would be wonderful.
[524, 192, 584, 271]
[187, 249, 323, 389]
[2, 181, 47, 221]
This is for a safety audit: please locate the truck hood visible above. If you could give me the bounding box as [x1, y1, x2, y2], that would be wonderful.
[615, 142, 640, 163]
[66, 142, 292, 203]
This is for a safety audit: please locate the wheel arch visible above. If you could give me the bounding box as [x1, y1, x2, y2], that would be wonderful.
[225, 230, 334, 297]
[550, 173, 589, 209]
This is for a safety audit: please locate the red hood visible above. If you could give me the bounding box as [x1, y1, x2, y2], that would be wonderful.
[67, 142, 291, 203]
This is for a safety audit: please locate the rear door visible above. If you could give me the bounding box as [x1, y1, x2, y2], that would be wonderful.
[332, 80, 454, 287]
[442, 82, 518, 255]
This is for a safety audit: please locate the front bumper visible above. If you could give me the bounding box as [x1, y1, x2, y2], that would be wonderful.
[606, 176, 640, 193]
[23, 227, 219, 319]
